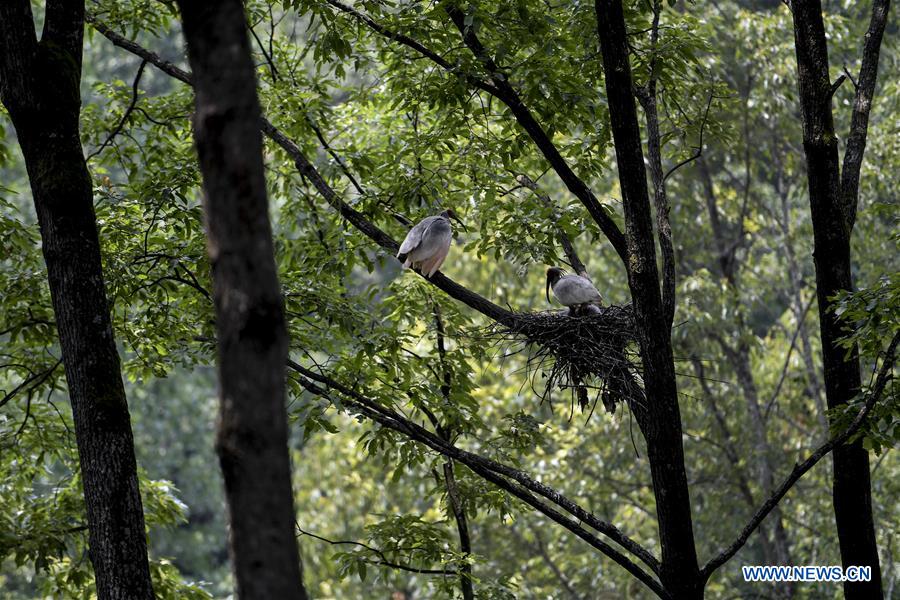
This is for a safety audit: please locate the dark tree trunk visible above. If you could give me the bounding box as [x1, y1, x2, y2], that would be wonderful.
[594, 1, 701, 597]
[174, 2, 308, 598]
[790, 0, 885, 596]
[0, 2, 154, 598]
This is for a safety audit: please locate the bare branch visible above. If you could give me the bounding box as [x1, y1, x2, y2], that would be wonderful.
[306, 117, 364, 196]
[0, 359, 62, 409]
[662, 92, 714, 183]
[85, 16, 192, 84]
[87, 60, 148, 161]
[763, 296, 816, 420]
[828, 74, 847, 98]
[249, 24, 279, 82]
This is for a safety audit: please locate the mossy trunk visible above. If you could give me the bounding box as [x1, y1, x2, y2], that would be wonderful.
[791, 0, 883, 596]
[595, 0, 702, 597]
[0, 2, 154, 598]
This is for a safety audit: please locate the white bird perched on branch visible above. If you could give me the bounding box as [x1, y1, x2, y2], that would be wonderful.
[397, 209, 464, 278]
[546, 267, 603, 314]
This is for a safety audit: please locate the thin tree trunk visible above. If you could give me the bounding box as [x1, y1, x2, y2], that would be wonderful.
[444, 461, 474, 600]
[433, 307, 475, 600]
[174, 1, 308, 598]
[0, 2, 154, 598]
[790, 0, 886, 596]
[595, 1, 701, 596]
[728, 342, 795, 596]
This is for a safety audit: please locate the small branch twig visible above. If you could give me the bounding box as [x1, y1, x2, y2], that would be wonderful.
[86, 59, 147, 161]
[297, 525, 456, 576]
[249, 24, 279, 82]
[516, 174, 588, 278]
[0, 358, 62, 409]
[662, 92, 714, 183]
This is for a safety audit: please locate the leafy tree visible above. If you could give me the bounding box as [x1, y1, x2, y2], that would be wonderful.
[1, 1, 898, 599]
[0, 1, 154, 597]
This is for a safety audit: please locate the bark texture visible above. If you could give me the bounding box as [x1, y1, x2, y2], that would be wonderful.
[0, 2, 154, 598]
[595, 1, 701, 597]
[174, 1, 308, 598]
[790, 0, 888, 596]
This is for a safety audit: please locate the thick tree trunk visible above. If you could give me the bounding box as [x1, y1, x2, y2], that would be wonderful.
[174, 2, 308, 598]
[0, 2, 154, 598]
[790, 0, 883, 596]
[595, 1, 701, 597]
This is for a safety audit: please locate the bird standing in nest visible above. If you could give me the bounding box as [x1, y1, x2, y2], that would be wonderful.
[545, 267, 603, 315]
[397, 209, 464, 278]
[545, 267, 605, 410]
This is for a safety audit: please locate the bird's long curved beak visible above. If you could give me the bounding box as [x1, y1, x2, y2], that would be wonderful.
[545, 278, 552, 304]
[449, 213, 468, 233]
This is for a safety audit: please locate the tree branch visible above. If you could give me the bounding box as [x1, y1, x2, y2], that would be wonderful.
[43, 0, 85, 65]
[432, 305, 475, 600]
[323, 0, 501, 96]
[702, 331, 900, 579]
[87, 60, 148, 161]
[662, 92, 713, 183]
[324, 0, 628, 262]
[443, 3, 627, 263]
[296, 525, 457, 576]
[86, 16, 518, 326]
[636, 0, 675, 328]
[286, 359, 665, 592]
[839, 0, 890, 231]
[0, 359, 62, 409]
[0, 0, 38, 112]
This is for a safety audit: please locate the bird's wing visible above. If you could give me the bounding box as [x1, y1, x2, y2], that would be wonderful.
[398, 217, 435, 256]
[555, 276, 602, 305]
[415, 218, 451, 256]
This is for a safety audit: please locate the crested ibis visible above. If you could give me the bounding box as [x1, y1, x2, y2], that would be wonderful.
[546, 267, 603, 314]
[396, 209, 464, 278]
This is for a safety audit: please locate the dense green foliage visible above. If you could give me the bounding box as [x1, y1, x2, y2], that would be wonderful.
[1, 0, 897, 598]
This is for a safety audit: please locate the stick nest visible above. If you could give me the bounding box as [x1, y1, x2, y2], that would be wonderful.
[486, 304, 644, 418]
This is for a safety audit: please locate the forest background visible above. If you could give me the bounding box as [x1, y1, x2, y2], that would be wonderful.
[0, 0, 898, 598]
